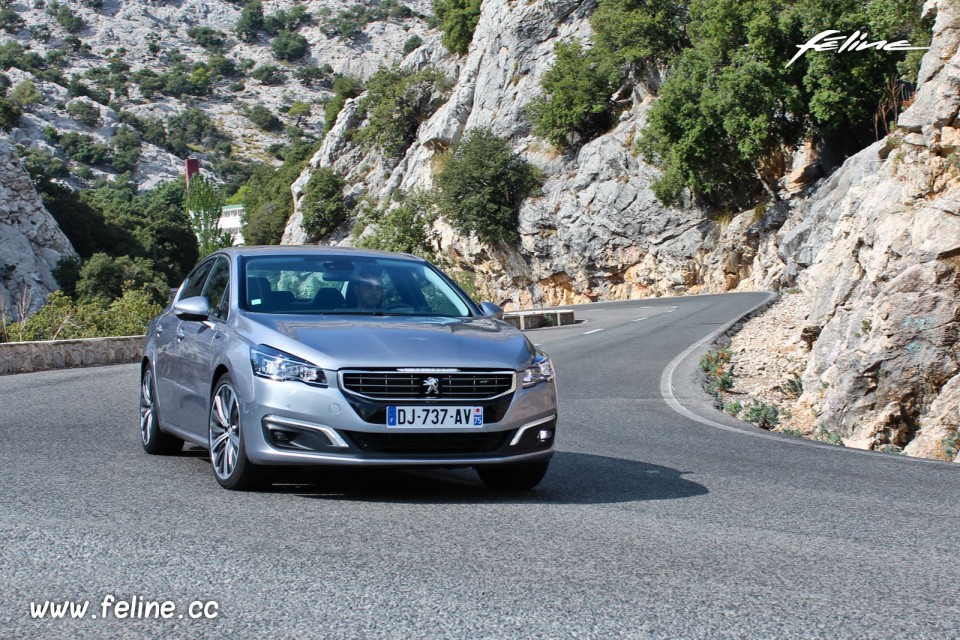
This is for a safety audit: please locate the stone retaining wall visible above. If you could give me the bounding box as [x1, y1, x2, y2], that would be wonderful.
[0, 336, 145, 375]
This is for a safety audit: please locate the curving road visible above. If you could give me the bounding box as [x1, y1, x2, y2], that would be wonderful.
[1, 293, 958, 639]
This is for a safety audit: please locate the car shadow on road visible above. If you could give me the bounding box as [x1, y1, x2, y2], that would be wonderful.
[264, 451, 708, 505]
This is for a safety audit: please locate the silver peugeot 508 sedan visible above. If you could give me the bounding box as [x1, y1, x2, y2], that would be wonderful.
[140, 247, 558, 490]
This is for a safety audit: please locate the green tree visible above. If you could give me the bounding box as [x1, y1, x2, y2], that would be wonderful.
[236, 0, 264, 42]
[271, 31, 309, 61]
[108, 125, 142, 173]
[433, 0, 481, 55]
[636, 0, 929, 208]
[354, 67, 448, 158]
[0, 7, 25, 33]
[528, 42, 620, 148]
[324, 74, 363, 132]
[354, 190, 437, 258]
[287, 100, 311, 126]
[185, 176, 228, 257]
[242, 103, 282, 131]
[53, 3, 84, 32]
[66, 99, 100, 127]
[187, 26, 226, 52]
[9, 79, 42, 107]
[591, 0, 689, 66]
[435, 128, 541, 244]
[300, 168, 346, 239]
[0, 97, 21, 131]
[402, 35, 423, 55]
[75, 253, 167, 304]
[251, 64, 286, 85]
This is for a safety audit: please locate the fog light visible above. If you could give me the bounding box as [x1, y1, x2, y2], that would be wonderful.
[537, 429, 553, 442]
[272, 430, 293, 443]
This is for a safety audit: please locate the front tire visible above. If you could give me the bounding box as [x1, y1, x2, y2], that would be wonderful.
[209, 374, 265, 490]
[476, 461, 549, 491]
[140, 367, 183, 455]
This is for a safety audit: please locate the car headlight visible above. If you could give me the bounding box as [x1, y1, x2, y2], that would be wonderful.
[250, 345, 327, 387]
[522, 353, 555, 388]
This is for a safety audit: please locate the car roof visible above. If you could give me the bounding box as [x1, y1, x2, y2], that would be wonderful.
[215, 246, 425, 262]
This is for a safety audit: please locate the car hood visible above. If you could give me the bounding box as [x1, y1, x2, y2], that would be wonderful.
[236, 313, 536, 370]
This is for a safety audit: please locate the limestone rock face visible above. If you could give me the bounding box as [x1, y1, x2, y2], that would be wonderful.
[0, 138, 76, 320]
[762, 0, 960, 458]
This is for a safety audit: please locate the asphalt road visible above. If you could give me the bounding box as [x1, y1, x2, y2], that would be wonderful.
[1, 292, 958, 639]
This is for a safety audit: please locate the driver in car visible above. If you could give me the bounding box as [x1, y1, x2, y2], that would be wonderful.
[352, 274, 384, 308]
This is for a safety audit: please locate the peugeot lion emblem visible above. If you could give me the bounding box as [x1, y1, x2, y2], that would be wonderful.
[423, 376, 440, 396]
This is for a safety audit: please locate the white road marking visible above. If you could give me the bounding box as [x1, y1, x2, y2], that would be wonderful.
[632, 318, 647, 322]
[583, 329, 604, 335]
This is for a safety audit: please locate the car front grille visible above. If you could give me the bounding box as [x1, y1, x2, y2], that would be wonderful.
[339, 370, 515, 400]
[343, 430, 510, 455]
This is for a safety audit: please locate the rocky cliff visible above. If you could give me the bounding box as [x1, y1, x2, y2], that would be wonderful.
[767, 0, 960, 459]
[284, 0, 958, 459]
[0, 137, 75, 320]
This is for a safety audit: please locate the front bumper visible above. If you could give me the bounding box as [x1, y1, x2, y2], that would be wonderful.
[241, 372, 558, 467]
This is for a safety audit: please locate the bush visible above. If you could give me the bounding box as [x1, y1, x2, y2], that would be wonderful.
[590, 0, 688, 66]
[108, 125, 142, 173]
[354, 190, 437, 258]
[742, 401, 780, 430]
[251, 64, 286, 85]
[435, 128, 541, 244]
[187, 26, 226, 52]
[53, 3, 84, 33]
[242, 104, 282, 131]
[10, 79, 43, 108]
[433, 0, 481, 55]
[0, 7, 25, 33]
[528, 42, 619, 148]
[271, 31, 309, 61]
[66, 100, 100, 127]
[300, 168, 346, 239]
[354, 66, 448, 158]
[17, 288, 163, 341]
[402, 34, 423, 55]
[235, 0, 264, 42]
[75, 253, 167, 304]
[321, 1, 411, 41]
[164, 108, 227, 156]
[207, 53, 239, 78]
[0, 96, 21, 130]
[324, 74, 363, 132]
[294, 64, 328, 86]
[59, 132, 111, 165]
[239, 142, 319, 244]
[636, 0, 931, 209]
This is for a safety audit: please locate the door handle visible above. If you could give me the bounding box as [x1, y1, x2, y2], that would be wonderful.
[156, 323, 163, 336]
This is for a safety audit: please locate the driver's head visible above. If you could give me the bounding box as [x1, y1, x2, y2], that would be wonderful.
[353, 274, 383, 307]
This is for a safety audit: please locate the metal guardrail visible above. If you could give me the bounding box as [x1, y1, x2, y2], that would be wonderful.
[502, 309, 576, 330]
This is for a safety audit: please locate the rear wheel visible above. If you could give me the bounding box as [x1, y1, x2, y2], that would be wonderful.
[209, 374, 266, 490]
[140, 367, 183, 455]
[476, 461, 549, 491]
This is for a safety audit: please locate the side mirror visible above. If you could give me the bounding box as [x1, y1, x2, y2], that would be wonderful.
[479, 302, 504, 320]
[173, 296, 211, 321]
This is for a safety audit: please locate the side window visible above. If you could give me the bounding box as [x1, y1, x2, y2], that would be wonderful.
[202, 257, 230, 320]
[178, 260, 214, 301]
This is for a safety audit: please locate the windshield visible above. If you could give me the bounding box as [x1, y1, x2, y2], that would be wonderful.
[240, 255, 474, 317]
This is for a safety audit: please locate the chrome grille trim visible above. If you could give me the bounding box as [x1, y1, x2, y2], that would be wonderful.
[338, 369, 517, 401]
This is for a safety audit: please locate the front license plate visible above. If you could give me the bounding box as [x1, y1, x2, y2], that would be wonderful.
[387, 406, 484, 428]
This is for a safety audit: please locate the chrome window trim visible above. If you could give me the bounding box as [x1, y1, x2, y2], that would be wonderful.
[337, 369, 518, 402]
